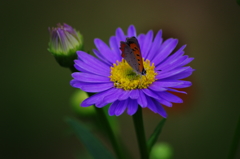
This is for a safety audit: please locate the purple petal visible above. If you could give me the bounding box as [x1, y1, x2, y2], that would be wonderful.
[158, 91, 183, 103]
[162, 67, 194, 80]
[148, 82, 167, 92]
[109, 100, 120, 116]
[127, 99, 138, 115]
[146, 96, 158, 113]
[146, 30, 163, 61]
[152, 39, 178, 65]
[142, 88, 161, 100]
[167, 88, 187, 94]
[177, 57, 194, 68]
[94, 38, 118, 64]
[109, 36, 121, 60]
[74, 60, 110, 77]
[114, 100, 128, 116]
[71, 81, 113, 92]
[152, 98, 168, 118]
[156, 66, 191, 79]
[72, 72, 110, 83]
[141, 30, 153, 57]
[116, 28, 126, 44]
[81, 88, 115, 106]
[156, 98, 172, 107]
[118, 90, 131, 100]
[137, 90, 148, 108]
[96, 88, 122, 107]
[156, 55, 188, 71]
[172, 81, 192, 88]
[76, 51, 110, 70]
[92, 49, 111, 65]
[151, 80, 183, 88]
[156, 45, 186, 68]
[129, 89, 139, 99]
[127, 25, 137, 37]
[137, 34, 145, 51]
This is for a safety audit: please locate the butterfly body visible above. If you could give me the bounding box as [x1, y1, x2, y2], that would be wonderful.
[120, 37, 146, 75]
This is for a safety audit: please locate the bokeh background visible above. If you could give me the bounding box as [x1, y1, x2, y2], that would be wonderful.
[1, 0, 240, 158]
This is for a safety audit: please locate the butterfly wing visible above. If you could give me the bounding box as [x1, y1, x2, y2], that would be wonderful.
[120, 41, 140, 73]
[126, 37, 145, 75]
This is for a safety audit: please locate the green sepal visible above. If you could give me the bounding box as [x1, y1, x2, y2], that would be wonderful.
[65, 117, 115, 159]
[147, 118, 167, 153]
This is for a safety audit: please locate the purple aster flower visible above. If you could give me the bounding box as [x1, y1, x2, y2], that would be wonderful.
[70, 25, 194, 118]
[48, 23, 83, 67]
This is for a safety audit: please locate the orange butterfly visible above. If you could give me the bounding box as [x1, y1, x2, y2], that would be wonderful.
[120, 37, 146, 75]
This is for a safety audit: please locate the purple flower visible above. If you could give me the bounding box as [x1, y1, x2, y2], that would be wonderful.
[48, 23, 83, 67]
[70, 25, 194, 118]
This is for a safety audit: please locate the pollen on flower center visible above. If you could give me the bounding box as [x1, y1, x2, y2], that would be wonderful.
[109, 59, 157, 90]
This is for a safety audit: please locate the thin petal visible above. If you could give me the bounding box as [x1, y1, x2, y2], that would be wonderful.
[116, 28, 126, 44]
[94, 38, 118, 64]
[127, 25, 137, 37]
[156, 98, 172, 107]
[96, 88, 122, 108]
[109, 36, 121, 60]
[142, 88, 161, 100]
[167, 88, 187, 94]
[129, 89, 139, 99]
[158, 91, 183, 103]
[127, 99, 138, 115]
[137, 90, 148, 108]
[146, 30, 163, 61]
[148, 82, 167, 92]
[156, 45, 186, 68]
[152, 98, 168, 118]
[71, 81, 113, 93]
[156, 55, 188, 71]
[162, 67, 194, 80]
[115, 100, 128, 116]
[92, 49, 111, 65]
[76, 51, 110, 70]
[81, 88, 115, 106]
[118, 90, 131, 100]
[137, 34, 145, 51]
[77, 51, 109, 69]
[146, 96, 158, 113]
[141, 30, 153, 57]
[156, 66, 191, 79]
[172, 81, 192, 88]
[72, 72, 110, 83]
[74, 60, 110, 77]
[151, 80, 184, 88]
[152, 39, 178, 65]
[109, 100, 120, 116]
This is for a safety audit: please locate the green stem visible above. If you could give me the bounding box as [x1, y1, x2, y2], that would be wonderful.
[94, 106, 124, 159]
[70, 67, 124, 159]
[132, 107, 149, 159]
[228, 115, 240, 159]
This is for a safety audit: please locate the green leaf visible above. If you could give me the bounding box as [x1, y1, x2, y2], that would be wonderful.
[237, 0, 240, 6]
[65, 117, 116, 159]
[147, 118, 167, 153]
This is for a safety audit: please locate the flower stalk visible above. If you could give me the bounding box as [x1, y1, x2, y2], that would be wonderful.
[228, 115, 240, 159]
[132, 107, 149, 159]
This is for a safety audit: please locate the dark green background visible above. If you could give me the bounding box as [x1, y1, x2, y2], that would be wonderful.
[1, 0, 240, 158]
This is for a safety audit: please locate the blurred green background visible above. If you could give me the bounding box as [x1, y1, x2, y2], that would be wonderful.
[1, 0, 240, 158]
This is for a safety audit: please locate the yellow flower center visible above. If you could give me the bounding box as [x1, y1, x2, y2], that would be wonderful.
[109, 59, 157, 90]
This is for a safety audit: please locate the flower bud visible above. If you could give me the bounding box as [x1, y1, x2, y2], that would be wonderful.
[48, 23, 83, 67]
[150, 142, 173, 159]
[70, 90, 96, 117]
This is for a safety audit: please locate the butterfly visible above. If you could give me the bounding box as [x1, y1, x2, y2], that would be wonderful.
[120, 37, 146, 75]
